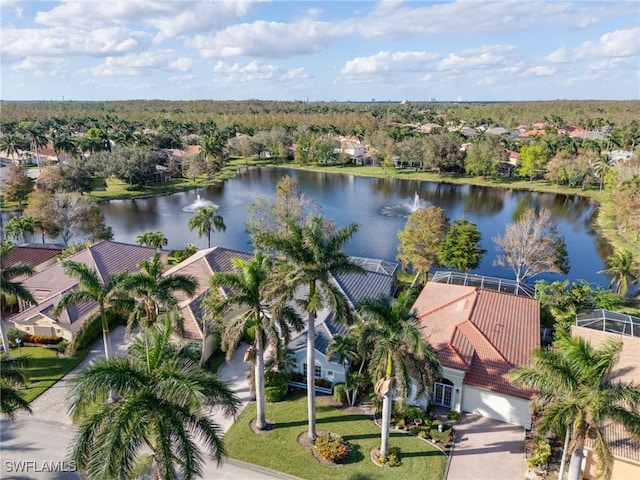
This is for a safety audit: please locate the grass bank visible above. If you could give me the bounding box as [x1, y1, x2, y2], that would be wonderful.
[224, 393, 447, 480]
[9, 346, 89, 403]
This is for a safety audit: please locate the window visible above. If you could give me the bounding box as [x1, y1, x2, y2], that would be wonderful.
[303, 363, 307, 376]
[314, 365, 322, 379]
[327, 370, 334, 378]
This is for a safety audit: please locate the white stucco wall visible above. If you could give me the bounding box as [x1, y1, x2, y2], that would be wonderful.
[461, 386, 531, 429]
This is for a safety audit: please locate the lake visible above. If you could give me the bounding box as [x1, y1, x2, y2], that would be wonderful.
[98, 166, 611, 287]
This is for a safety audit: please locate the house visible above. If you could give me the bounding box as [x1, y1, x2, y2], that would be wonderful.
[338, 138, 366, 163]
[287, 257, 399, 389]
[161, 246, 254, 361]
[572, 310, 640, 480]
[3, 244, 63, 274]
[9, 241, 161, 341]
[412, 277, 540, 429]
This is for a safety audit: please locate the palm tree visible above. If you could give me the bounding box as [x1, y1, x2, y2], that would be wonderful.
[53, 261, 132, 361]
[511, 332, 640, 480]
[326, 333, 359, 406]
[123, 252, 197, 332]
[0, 242, 36, 356]
[255, 216, 363, 441]
[69, 316, 240, 480]
[358, 289, 442, 457]
[0, 132, 23, 164]
[188, 205, 226, 249]
[598, 248, 639, 296]
[21, 121, 48, 171]
[0, 354, 31, 419]
[136, 231, 168, 252]
[208, 251, 302, 430]
[4, 215, 37, 244]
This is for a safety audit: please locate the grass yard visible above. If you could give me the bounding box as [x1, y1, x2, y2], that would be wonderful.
[9, 346, 89, 403]
[224, 393, 447, 480]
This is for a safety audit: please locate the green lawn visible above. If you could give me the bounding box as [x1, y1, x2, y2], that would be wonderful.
[224, 393, 447, 480]
[10, 346, 89, 403]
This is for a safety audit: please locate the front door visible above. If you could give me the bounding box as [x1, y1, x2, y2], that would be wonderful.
[432, 382, 453, 408]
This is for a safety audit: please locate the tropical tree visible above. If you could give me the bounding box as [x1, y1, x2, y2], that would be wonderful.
[255, 216, 363, 441]
[326, 332, 360, 406]
[358, 290, 441, 457]
[4, 216, 37, 244]
[511, 333, 640, 480]
[438, 218, 486, 272]
[53, 261, 133, 362]
[1, 164, 34, 204]
[123, 252, 197, 332]
[0, 242, 36, 356]
[0, 355, 31, 419]
[598, 248, 639, 296]
[493, 207, 569, 283]
[21, 121, 48, 171]
[207, 251, 302, 430]
[136, 231, 168, 252]
[397, 206, 449, 284]
[69, 317, 240, 480]
[188, 205, 226, 249]
[0, 132, 23, 163]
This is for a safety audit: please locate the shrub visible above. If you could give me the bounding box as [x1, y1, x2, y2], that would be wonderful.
[265, 370, 288, 388]
[333, 383, 348, 404]
[315, 378, 332, 389]
[404, 405, 428, 423]
[447, 410, 461, 422]
[528, 440, 552, 468]
[57, 340, 70, 355]
[289, 371, 305, 383]
[6, 328, 19, 348]
[377, 447, 399, 466]
[314, 432, 350, 463]
[70, 310, 124, 353]
[264, 384, 288, 402]
[21, 334, 63, 345]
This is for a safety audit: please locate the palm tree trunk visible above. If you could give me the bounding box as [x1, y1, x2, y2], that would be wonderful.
[255, 332, 266, 430]
[306, 311, 317, 442]
[566, 436, 586, 480]
[380, 393, 392, 457]
[558, 426, 570, 480]
[0, 318, 12, 358]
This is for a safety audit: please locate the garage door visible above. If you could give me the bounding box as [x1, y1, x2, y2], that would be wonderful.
[462, 386, 531, 429]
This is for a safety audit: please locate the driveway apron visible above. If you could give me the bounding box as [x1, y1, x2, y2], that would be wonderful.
[447, 413, 526, 480]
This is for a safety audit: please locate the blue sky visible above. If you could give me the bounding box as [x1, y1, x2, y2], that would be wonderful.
[1, 0, 638, 102]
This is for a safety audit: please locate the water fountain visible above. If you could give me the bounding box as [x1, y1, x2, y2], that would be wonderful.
[380, 191, 430, 218]
[182, 194, 218, 212]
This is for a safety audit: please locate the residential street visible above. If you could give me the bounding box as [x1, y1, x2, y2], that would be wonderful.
[0, 326, 296, 480]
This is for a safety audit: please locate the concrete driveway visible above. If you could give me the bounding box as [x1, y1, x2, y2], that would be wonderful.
[447, 413, 526, 480]
[1, 326, 295, 480]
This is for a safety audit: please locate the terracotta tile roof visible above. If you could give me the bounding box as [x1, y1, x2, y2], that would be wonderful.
[3, 244, 63, 270]
[414, 282, 540, 399]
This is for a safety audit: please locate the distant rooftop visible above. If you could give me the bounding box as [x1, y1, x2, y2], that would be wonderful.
[431, 271, 536, 298]
[349, 256, 398, 276]
[576, 309, 639, 338]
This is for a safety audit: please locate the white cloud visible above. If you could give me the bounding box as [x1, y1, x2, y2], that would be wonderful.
[90, 50, 192, 76]
[359, 0, 638, 38]
[583, 26, 639, 57]
[546, 47, 570, 64]
[211, 60, 308, 84]
[188, 17, 350, 59]
[341, 50, 439, 76]
[34, 0, 265, 37]
[1, 27, 149, 59]
[437, 45, 516, 71]
[11, 56, 69, 78]
[523, 65, 556, 77]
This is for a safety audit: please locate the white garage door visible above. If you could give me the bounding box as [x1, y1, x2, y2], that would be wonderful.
[462, 386, 531, 429]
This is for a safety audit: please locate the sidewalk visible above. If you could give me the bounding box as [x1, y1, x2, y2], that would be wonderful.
[1, 326, 296, 480]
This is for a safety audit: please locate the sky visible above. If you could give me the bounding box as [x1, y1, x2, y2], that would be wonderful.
[1, 0, 639, 102]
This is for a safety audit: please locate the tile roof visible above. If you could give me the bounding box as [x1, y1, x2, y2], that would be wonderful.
[414, 281, 540, 399]
[3, 244, 63, 270]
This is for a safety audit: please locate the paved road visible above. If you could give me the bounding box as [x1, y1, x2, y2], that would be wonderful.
[0, 326, 295, 480]
[447, 413, 525, 480]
